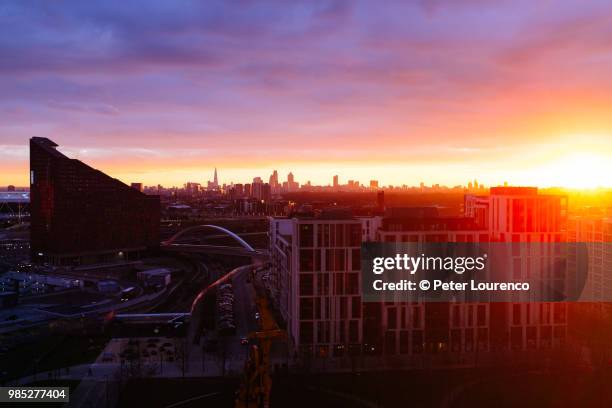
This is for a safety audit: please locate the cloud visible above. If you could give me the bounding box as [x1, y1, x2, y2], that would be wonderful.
[47, 101, 119, 115]
[1, 0, 612, 186]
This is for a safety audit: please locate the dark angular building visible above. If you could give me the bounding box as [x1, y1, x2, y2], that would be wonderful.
[30, 137, 160, 265]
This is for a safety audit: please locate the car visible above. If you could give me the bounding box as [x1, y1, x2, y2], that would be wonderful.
[240, 337, 249, 345]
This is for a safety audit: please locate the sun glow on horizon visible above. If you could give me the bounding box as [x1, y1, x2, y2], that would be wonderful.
[528, 151, 612, 189]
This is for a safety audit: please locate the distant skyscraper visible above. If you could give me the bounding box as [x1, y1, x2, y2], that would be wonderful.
[184, 182, 201, 195]
[262, 183, 272, 202]
[252, 177, 264, 200]
[269, 170, 279, 192]
[30, 137, 160, 265]
[333, 175, 339, 188]
[207, 168, 219, 190]
[370, 180, 379, 189]
[285, 172, 299, 192]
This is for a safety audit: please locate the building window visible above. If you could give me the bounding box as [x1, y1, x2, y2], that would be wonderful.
[452, 305, 461, 327]
[512, 304, 521, 325]
[346, 273, 359, 294]
[326, 249, 346, 271]
[340, 296, 348, 318]
[335, 273, 344, 295]
[317, 274, 329, 296]
[335, 224, 345, 246]
[352, 249, 361, 271]
[349, 320, 359, 343]
[387, 307, 397, 329]
[299, 274, 313, 296]
[349, 224, 361, 246]
[351, 296, 361, 318]
[477, 304, 486, 326]
[300, 249, 314, 271]
[300, 298, 314, 319]
[299, 224, 314, 247]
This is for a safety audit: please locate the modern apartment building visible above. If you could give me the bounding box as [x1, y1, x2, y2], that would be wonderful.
[568, 209, 612, 301]
[270, 209, 362, 358]
[270, 187, 571, 358]
[30, 137, 160, 266]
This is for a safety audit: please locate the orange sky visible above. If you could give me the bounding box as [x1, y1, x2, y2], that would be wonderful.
[1, 1, 612, 188]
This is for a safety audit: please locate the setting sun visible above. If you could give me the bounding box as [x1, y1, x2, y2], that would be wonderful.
[535, 151, 612, 189]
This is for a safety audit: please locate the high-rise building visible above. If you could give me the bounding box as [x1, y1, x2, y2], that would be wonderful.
[207, 168, 219, 190]
[269, 170, 279, 192]
[270, 211, 362, 359]
[231, 183, 244, 198]
[568, 210, 612, 302]
[333, 175, 339, 189]
[262, 183, 272, 203]
[370, 180, 379, 189]
[30, 137, 160, 265]
[252, 177, 264, 200]
[285, 172, 299, 192]
[184, 182, 201, 195]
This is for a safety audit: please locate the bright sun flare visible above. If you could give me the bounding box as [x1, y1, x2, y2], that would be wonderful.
[536, 152, 611, 189]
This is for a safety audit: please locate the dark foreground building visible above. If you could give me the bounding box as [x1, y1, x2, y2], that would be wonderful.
[30, 137, 160, 265]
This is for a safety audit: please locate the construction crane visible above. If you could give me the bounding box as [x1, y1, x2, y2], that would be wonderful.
[235, 269, 285, 408]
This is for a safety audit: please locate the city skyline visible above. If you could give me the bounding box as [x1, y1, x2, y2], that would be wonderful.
[3, 155, 612, 191]
[1, 1, 612, 188]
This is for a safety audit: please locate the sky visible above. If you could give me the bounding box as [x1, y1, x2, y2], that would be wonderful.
[1, 0, 612, 188]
